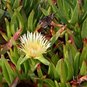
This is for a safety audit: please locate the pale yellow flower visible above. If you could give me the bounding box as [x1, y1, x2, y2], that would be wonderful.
[20, 32, 50, 58]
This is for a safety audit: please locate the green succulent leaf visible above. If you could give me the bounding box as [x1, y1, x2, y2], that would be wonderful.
[0, 73, 3, 82]
[83, 0, 87, 11]
[59, 83, 66, 87]
[63, 44, 74, 81]
[64, 57, 74, 81]
[5, 18, 12, 38]
[74, 52, 80, 76]
[54, 80, 60, 87]
[43, 79, 55, 87]
[66, 82, 71, 87]
[81, 81, 87, 87]
[40, 7, 49, 16]
[81, 17, 87, 38]
[15, 10, 24, 29]
[12, 0, 20, 9]
[23, 60, 30, 74]
[48, 63, 59, 80]
[48, 63, 55, 79]
[0, 9, 4, 19]
[28, 10, 35, 32]
[80, 45, 87, 67]
[35, 55, 50, 65]
[51, 54, 59, 65]
[56, 59, 67, 83]
[19, 56, 29, 65]
[66, 43, 77, 62]
[50, 29, 63, 46]
[80, 60, 87, 75]
[1, 55, 15, 85]
[62, 0, 70, 20]
[10, 12, 18, 35]
[70, 2, 78, 24]
[0, 30, 8, 41]
[48, 0, 53, 6]
[7, 47, 19, 65]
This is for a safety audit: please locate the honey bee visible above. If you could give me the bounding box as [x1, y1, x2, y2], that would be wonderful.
[39, 13, 55, 29]
[35, 13, 64, 39]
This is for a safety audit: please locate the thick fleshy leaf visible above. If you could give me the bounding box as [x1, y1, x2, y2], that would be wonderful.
[1, 56, 15, 85]
[80, 45, 87, 67]
[15, 10, 24, 29]
[19, 56, 29, 65]
[63, 45, 74, 81]
[0, 73, 3, 82]
[59, 83, 66, 87]
[66, 83, 71, 87]
[80, 61, 87, 75]
[56, 59, 67, 83]
[0, 9, 4, 19]
[35, 56, 50, 65]
[12, 0, 20, 9]
[51, 54, 59, 65]
[17, 55, 28, 70]
[81, 17, 87, 38]
[50, 30, 60, 45]
[48, 0, 53, 6]
[54, 80, 60, 87]
[23, 60, 30, 74]
[5, 18, 11, 38]
[7, 47, 19, 65]
[43, 79, 55, 87]
[28, 10, 34, 32]
[40, 8, 48, 16]
[74, 52, 80, 76]
[48, 63, 59, 80]
[70, 3, 78, 24]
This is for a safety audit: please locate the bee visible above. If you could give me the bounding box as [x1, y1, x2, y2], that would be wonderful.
[35, 13, 64, 39]
[39, 13, 55, 29]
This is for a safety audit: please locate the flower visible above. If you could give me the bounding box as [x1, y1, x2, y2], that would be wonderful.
[20, 32, 50, 58]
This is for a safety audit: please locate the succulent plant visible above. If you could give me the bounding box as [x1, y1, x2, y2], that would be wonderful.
[0, 0, 87, 87]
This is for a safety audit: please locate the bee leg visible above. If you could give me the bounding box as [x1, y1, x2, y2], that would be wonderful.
[51, 21, 63, 28]
[58, 25, 67, 34]
[50, 26, 55, 36]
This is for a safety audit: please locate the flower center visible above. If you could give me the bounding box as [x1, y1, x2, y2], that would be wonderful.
[29, 42, 41, 50]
